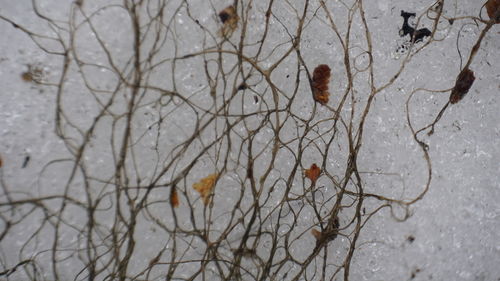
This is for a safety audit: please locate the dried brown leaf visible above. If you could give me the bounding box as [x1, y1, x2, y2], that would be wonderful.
[311, 229, 322, 240]
[170, 188, 179, 207]
[449, 68, 475, 104]
[305, 163, 321, 183]
[193, 173, 218, 205]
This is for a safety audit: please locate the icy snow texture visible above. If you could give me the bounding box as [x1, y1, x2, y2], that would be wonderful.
[0, 0, 499, 280]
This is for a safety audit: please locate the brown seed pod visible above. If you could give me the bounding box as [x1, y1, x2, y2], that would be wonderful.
[311, 64, 331, 105]
[486, 0, 500, 24]
[449, 68, 475, 104]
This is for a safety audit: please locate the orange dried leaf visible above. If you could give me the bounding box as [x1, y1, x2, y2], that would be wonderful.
[305, 163, 321, 183]
[486, 0, 500, 24]
[193, 173, 218, 205]
[311, 229, 322, 240]
[170, 188, 179, 207]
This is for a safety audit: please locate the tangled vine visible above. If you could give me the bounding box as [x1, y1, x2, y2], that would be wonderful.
[0, 0, 497, 280]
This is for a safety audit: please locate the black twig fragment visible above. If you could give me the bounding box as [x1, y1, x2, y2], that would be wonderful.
[400, 11, 416, 37]
[399, 10, 431, 43]
[413, 28, 431, 42]
[21, 155, 30, 168]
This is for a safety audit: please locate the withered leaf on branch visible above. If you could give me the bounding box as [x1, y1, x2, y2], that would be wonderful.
[218, 6, 239, 37]
[193, 173, 218, 205]
[305, 163, 321, 183]
[449, 68, 475, 104]
[486, 0, 500, 23]
[170, 188, 180, 208]
[311, 229, 322, 240]
[312, 218, 340, 248]
[311, 64, 331, 105]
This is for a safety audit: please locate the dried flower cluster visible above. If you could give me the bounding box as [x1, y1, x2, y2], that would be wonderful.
[193, 173, 218, 205]
[311, 64, 331, 105]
